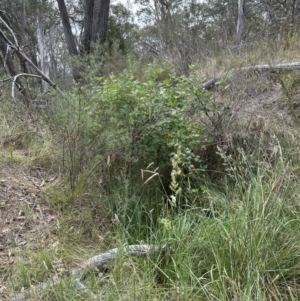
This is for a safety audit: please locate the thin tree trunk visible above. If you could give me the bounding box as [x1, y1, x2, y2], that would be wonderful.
[37, 6, 50, 92]
[237, 0, 245, 42]
[49, 26, 58, 76]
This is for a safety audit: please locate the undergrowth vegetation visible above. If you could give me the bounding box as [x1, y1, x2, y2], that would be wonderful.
[2, 44, 300, 300]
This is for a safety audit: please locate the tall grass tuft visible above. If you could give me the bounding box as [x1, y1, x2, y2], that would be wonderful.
[134, 136, 300, 300]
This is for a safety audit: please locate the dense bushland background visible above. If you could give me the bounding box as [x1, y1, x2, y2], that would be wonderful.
[2, 1, 300, 300]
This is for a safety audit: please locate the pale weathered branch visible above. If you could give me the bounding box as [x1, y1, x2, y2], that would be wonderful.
[201, 62, 300, 90]
[140, 39, 160, 56]
[0, 15, 19, 47]
[10, 73, 43, 99]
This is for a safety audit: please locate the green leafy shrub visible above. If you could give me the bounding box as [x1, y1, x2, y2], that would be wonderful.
[91, 64, 210, 182]
[45, 64, 214, 235]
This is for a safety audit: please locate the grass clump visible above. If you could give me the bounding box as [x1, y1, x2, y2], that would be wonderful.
[133, 141, 300, 301]
[3, 55, 300, 301]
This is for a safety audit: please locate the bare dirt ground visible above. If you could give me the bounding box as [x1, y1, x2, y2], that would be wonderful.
[0, 152, 58, 298]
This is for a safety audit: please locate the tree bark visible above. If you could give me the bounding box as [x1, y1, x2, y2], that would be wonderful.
[92, 0, 102, 43]
[56, 0, 79, 57]
[92, 0, 110, 45]
[37, 6, 50, 92]
[237, 0, 245, 42]
[81, 0, 111, 54]
[81, 0, 94, 54]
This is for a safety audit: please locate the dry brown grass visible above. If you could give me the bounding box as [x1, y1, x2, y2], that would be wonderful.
[189, 37, 300, 178]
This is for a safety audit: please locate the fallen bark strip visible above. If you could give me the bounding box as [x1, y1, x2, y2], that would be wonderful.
[10, 244, 166, 301]
[201, 62, 300, 90]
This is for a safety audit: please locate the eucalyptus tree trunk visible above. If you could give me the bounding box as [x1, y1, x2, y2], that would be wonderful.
[37, 7, 50, 92]
[237, 0, 245, 42]
[56, 0, 79, 57]
[81, 0, 94, 54]
[57, 0, 110, 80]
[81, 0, 110, 54]
[91, 0, 110, 49]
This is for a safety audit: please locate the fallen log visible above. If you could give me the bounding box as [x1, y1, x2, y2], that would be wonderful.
[201, 62, 300, 90]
